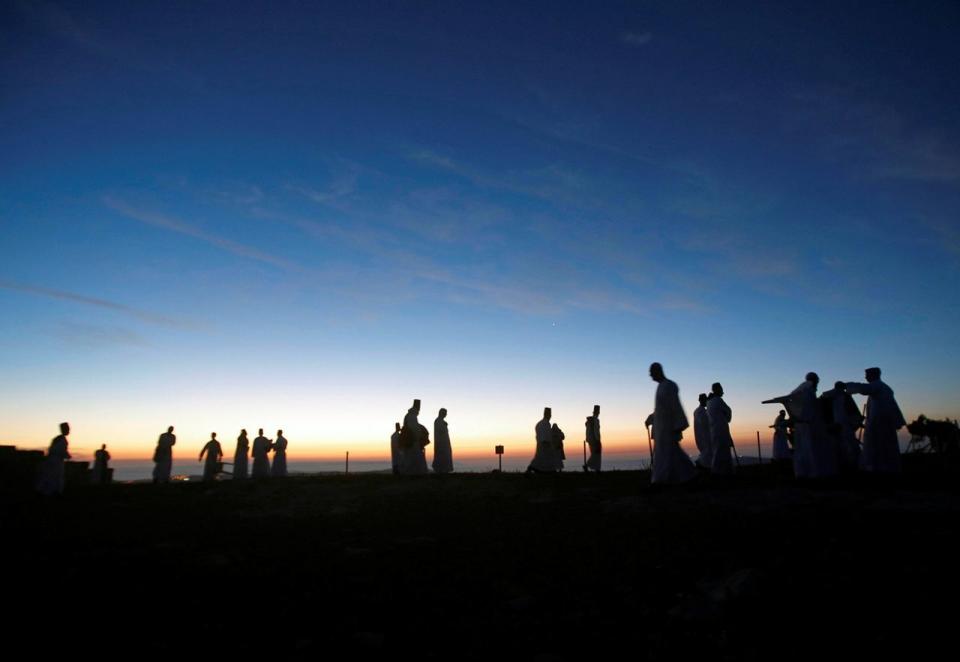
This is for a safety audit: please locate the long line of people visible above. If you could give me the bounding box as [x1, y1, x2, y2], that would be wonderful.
[34, 363, 908, 491]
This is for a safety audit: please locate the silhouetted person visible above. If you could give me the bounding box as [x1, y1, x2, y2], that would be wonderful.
[91, 444, 111, 484]
[199, 432, 222, 482]
[764, 373, 837, 479]
[272, 429, 288, 477]
[527, 407, 559, 473]
[693, 393, 712, 469]
[822, 381, 863, 471]
[845, 367, 906, 474]
[251, 428, 272, 478]
[706, 382, 734, 475]
[649, 363, 696, 484]
[433, 408, 453, 474]
[38, 422, 71, 496]
[234, 429, 249, 479]
[584, 405, 601, 472]
[552, 422, 566, 470]
[153, 426, 176, 484]
[400, 399, 428, 475]
[390, 422, 402, 475]
[771, 410, 791, 461]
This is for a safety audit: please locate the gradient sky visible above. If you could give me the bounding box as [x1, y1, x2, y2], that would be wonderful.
[2, 1, 959, 461]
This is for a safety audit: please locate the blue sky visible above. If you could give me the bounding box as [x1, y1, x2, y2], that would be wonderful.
[2, 1, 958, 457]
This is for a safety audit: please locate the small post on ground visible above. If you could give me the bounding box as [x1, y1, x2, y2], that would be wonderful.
[495, 444, 504, 472]
[757, 430, 762, 464]
[345, 451, 349, 475]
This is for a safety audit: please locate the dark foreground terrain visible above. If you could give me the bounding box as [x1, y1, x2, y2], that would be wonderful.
[3, 458, 959, 660]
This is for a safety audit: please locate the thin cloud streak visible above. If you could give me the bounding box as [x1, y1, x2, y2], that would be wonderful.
[0, 279, 192, 329]
[103, 196, 302, 273]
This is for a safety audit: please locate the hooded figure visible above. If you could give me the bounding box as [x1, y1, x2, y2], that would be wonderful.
[432, 409, 453, 474]
[584, 405, 602, 472]
[251, 429, 272, 478]
[821, 382, 864, 471]
[271, 430, 288, 477]
[92, 444, 111, 484]
[706, 383, 734, 475]
[693, 394, 712, 469]
[551, 423, 566, 470]
[234, 430, 250, 479]
[153, 426, 176, 484]
[38, 422, 72, 496]
[400, 399, 428, 475]
[649, 364, 696, 484]
[199, 433, 222, 482]
[390, 423, 402, 475]
[846, 368, 906, 473]
[527, 408, 559, 473]
[771, 411, 791, 461]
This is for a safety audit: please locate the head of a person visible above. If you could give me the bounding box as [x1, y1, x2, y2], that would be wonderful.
[834, 381, 846, 392]
[593, 405, 600, 417]
[258, 428, 264, 436]
[395, 422, 401, 432]
[698, 393, 707, 405]
[711, 382, 724, 397]
[544, 407, 552, 420]
[240, 428, 247, 436]
[439, 408, 447, 419]
[211, 432, 217, 440]
[277, 429, 283, 437]
[865, 367, 881, 382]
[805, 372, 820, 388]
[779, 409, 786, 417]
[649, 362, 665, 382]
[101, 444, 106, 450]
[167, 425, 174, 433]
[59, 422, 70, 435]
[413, 398, 421, 412]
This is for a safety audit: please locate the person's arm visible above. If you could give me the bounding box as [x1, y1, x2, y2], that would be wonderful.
[845, 382, 878, 396]
[199, 445, 207, 462]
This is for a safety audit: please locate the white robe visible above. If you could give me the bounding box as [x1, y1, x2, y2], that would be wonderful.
[845, 379, 906, 473]
[528, 419, 558, 472]
[400, 409, 428, 475]
[390, 431, 401, 474]
[771, 415, 791, 460]
[585, 416, 601, 471]
[787, 381, 837, 479]
[251, 436, 272, 478]
[91, 449, 110, 484]
[706, 396, 734, 475]
[693, 404, 712, 468]
[37, 435, 70, 495]
[152, 432, 175, 484]
[234, 436, 249, 479]
[432, 418, 453, 473]
[200, 440, 222, 482]
[271, 436, 288, 477]
[651, 379, 696, 484]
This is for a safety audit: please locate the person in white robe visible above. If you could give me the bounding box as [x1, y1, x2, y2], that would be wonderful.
[251, 428, 272, 478]
[649, 363, 697, 484]
[152, 426, 176, 484]
[400, 399, 429, 475]
[234, 430, 249, 479]
[822, 382, 863, 472]
[706, 383, 734, 475]
[390, 422, 402, 475]
[432, 408, 454, 474]
[526, 408, 559, 473]
[584, 405, 602, 472]
[91, 444, 111, 484]
[763, 373, 837, 479]
[770, 410, 791, 461]
[199, 433, 223, 482]
[845, 367, 906, 474]
[38, 422, 72, 496]
[271, 430, 288, 477]
[552, 423, 566, 471]
[693, 393, 712, 469]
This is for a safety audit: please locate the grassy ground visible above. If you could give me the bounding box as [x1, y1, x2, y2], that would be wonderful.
[3, 457, 958, 659]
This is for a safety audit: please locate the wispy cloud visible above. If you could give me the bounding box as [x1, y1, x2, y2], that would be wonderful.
[103, 196, 302, 272]
[621, 31, 653, 47]
[51, 322, 150, 349]
[0, 279, 191, 329]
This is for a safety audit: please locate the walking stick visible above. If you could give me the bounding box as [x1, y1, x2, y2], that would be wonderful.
[646, 425, 654, 471]
[757, 430, 762, 464]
